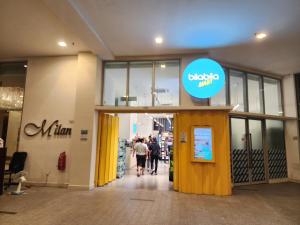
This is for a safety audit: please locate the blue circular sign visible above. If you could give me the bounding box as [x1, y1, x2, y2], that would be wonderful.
[182, 58, 225, 98]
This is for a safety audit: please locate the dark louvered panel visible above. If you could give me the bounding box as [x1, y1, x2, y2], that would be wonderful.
[251, 149, 265, 182]
[268, 147, 288, 179]
[232, 148, 249, 184]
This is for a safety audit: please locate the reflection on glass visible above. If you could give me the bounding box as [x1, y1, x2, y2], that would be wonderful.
[248, 120, 263, 150]
[230, 118, 249, 183]
[230, 70, 245, 111]
[264, 77, 283, 115]
[210, 70, 226, 106]
[248, 74, 263, 113]
[154, 60, 179, 106]
[231, 118, 246, 149]
[103, 62, 127, 106]
[266, 120, 285, 150]
[129, 62, 152, 106]
[266, 120, 287, 179]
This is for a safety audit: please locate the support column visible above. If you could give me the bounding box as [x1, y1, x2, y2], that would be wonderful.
[283, 74, 300, 182]
[69, 52, 101, 189]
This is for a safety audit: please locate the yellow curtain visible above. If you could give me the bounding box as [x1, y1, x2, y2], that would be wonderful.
[95, 113, 119, 186]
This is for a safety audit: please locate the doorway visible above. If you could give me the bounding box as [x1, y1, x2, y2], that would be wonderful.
[230, 118, 266, 185]
[231, 117, 288, 185]
[95, 112, 174, 191]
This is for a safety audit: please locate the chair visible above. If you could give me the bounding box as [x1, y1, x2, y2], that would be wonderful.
[4, 151, 27, 189]
[0, 148, 7, 195]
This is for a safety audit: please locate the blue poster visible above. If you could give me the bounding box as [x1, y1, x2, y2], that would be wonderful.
[194, 128, 213, 161]
[133, 123, 137, 135]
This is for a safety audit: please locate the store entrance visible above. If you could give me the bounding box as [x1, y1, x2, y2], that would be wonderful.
[231, 118, 266, 185]
[95, 113, 175, 191]
[230, 117, 288, 185]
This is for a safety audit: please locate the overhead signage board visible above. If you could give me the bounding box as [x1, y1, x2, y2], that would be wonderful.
[182, 58, 225, 98]
[191, 126, 215, 163]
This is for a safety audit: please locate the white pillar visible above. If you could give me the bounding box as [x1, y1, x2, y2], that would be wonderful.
[69, 52, 101, 189]
[282, 74, 300, 182]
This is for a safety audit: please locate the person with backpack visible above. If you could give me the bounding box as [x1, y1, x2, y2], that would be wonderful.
[149, 137, 160, 175]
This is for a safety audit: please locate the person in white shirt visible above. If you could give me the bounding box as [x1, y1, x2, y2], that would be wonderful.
[133, 138, 148, 177]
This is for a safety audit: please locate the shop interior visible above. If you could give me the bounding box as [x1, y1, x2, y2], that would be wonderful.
[0, 62, 26, 194]
[109, 113, 174, 191]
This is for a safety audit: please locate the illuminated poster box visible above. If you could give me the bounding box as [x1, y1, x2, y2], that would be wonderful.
[191, 126, 215, 163]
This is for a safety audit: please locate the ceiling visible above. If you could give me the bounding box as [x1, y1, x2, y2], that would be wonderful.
[1, 0, 300, 75]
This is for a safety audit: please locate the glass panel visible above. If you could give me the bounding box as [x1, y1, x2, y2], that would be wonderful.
[230, 70, 245, 112]
[103, 62, 127, 106]
[264, 77, 283, 116]
[154, 60, 179, 106]
[248, 74, 263, 113]
[248, 120, 265, 182]
[230, 118, 249, 183]
[129, 62, 152, 106]
[210, 70, 227, 106]
[266, 120, 287, 179]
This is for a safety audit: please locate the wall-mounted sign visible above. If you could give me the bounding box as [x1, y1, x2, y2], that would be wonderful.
[182, 58, 225, 98]
[180, 132, 187, 143]
[191, 126, 215, 163]
[24, 120, 72, 137]
[80, 129, 88, 141]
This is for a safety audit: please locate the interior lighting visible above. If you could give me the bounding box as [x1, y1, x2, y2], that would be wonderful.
[24, 65, 27, 68]
[232, 104, 240, 111]
[155, 36, 163, 44]
[160, 64, 166, 69]
[255, 32, 267, 39]
[58, 41, 67, 47]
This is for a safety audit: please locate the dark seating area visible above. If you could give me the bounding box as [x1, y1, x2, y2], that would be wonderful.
[0, 150, 27, 195]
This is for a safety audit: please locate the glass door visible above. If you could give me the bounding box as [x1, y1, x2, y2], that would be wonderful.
[230, 118, 266, 185]
[231, 118, 249, 184]
[248, 119, 266, 183]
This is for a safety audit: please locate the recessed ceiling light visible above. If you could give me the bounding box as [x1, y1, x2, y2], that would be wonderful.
[255, 32, 267, 39]
[160, 64, 166, 69]
[155, 36, 163, 44]
[58, 41, 67, 47]
[24, 65, 27, 68]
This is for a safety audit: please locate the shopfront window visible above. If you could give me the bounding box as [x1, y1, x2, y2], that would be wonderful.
[103, 60, 180, 107]
[154, 61, 179, 106]
[0, 62, 26, 156]
[248, 74, 263, 113]
[210, 69, 227, 106]
[129, 62, 152, 106]
[103, 62, 127, 106]
[264, 77, 283, 115]
[230, 70, 246, 111]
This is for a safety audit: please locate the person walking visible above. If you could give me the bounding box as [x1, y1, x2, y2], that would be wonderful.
[146, 136, 152, 172]
[149, 137, 160, 175]
[133, 138, 148, 177]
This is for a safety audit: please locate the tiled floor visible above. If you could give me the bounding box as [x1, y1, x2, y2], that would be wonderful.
[1, 162, 300, 225]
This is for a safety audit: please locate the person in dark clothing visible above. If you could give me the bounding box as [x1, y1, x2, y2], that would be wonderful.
[149, 137, 160, 175]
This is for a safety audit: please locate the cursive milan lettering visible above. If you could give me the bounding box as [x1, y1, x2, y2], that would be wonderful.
[24, 120, 72, 137]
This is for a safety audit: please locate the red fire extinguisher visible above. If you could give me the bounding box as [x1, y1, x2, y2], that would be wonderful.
[58, 151, 66, 171]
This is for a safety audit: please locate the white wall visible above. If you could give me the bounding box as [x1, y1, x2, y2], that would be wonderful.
[68, 53, 100, 189]
[19, 56, 77, 185]
[136, 114, 153, 138]
[283, 74, 300, 181]
[119, 113, 154, 140]
[119, 114, 130, 139]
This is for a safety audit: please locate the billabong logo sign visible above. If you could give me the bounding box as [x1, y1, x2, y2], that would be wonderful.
[182, 58, 225, 98]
